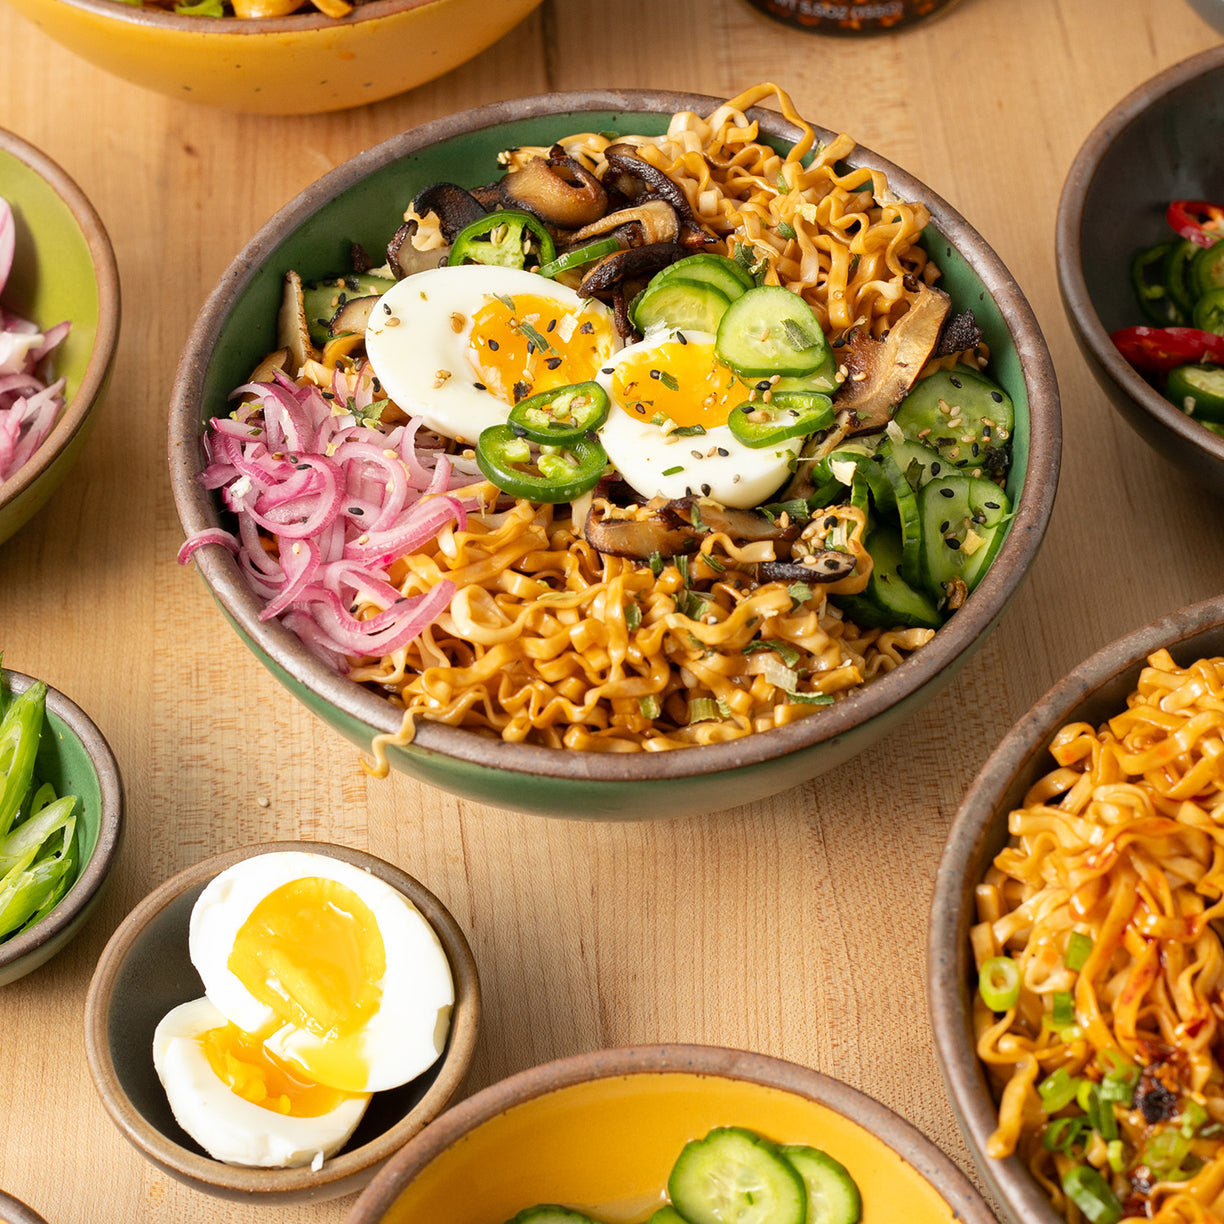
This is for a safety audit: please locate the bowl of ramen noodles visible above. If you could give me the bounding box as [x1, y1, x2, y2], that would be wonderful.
[1057, 43, 1224, 495]
[343, 1044, 999, 1224]
[169, 85, 1060, 819]
[930, 593, 1224, 1224]
[1, 0, 543, 114]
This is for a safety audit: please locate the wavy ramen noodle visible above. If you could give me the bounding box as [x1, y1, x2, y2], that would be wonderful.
[974, 652, 1224, 1223]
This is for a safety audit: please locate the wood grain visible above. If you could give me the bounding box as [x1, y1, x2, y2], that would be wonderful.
[1, 0, 1222, 1219]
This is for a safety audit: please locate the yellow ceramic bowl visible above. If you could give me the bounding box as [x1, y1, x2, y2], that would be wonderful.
[0, 129, 120, 547]
[3, 0, 543, 114]
[347, 1046, 997, 1224]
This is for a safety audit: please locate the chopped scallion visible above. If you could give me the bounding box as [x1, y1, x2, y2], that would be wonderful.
[978, 956, 1021, 1012]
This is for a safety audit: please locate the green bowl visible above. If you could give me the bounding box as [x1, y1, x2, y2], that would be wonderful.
[0, 128, 121, 546]
[169, 90, 1061, 820]
[0, 669, 124, 986]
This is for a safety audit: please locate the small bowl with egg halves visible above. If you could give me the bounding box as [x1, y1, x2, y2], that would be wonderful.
[83, 840, 479, 1204]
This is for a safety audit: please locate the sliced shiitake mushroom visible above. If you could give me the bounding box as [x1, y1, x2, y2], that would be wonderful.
[328, 295, 378, 338]
[583, 496, 797, 560]
[835, 283, 952, 434]
[577, 242, 683, 297]
[756, 554, 857, 583]
[569, 199, 679, 248]
[278, 270, 319, 374]
[499, 151, 607, 228]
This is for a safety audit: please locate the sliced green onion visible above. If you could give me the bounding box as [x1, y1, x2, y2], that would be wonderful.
[978, 956, 1021, 1012]
[624, 602, 642, 631]
[1051, 991, 1075, 1028]
[638, 695, 661, 720]
[1180, 1098, 1209, 1138]
[1061, 1164, 1122, 1224]
[1144, 1128, 1194, 1180]
[1038, 1067, 1082, 1114]
[1065, 931, 1093, 972]
[1106, 1140, 1126, 1174]
[688, 698, 719, 724]
[1043, 1116, 1089, 1154]
[1099, 1054, 1140, 1105]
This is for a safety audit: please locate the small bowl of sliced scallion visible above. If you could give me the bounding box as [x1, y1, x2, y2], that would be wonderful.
[0, 666, 123, 986]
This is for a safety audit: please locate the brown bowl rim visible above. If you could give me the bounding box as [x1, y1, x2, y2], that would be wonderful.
[0, 127, 121, 508]
[24, 0, 520, 35]
[927, 592, 1224, 1223]
[1055, 43, 1224, 466]
[0, 668, 124, 973]
[0, 1190, 48, 1224]
[82, 839, 480, 1199]
[169, 87, 1061, 785]
[346, 1042, 1000, 1224]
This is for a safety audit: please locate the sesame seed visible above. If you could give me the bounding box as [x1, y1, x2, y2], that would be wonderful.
[939, 487, 954, 498]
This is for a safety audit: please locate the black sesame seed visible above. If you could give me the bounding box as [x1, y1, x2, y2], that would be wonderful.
[700, 483, 711, 496]
[676, 332, 688, 345]
[382, 302, 392, 315]
[526, 341, 536, 355]
[473, 382, 487, 391]
[939, 487, 954, 498]
[321, 391, 335, 400]
[601, 367, 615, 375]
[579, 322, 593, 334]
[372, 378, 381, 393]
[488, 338, 500, 351]
[950, 375, 962, 388]
[546, 318, 557, 332]
[931, 461, 941, 475]
[940, 520, 950, 533]
[984, 501, 1000, 510]
[349, 507, 364, 516]
[945, 536, 961, 550]
[990, 390, 1003, 402]
[716, 447, 729, 457]
[755, 380, 771, 391]
[295, 463, 310, 470]
[971, 443, 980, 457]
[650, 369, 662, 380]
[823, 516, 837, 529]
[546, 357, 562, 370]
[982, 425, 992, 438]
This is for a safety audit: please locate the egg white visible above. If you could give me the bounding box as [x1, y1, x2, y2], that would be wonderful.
[189, 850, 454, 1094]
[365, 264, 620, 446]
[152, 997, 370, 1169]
[595, 330, 802, 509]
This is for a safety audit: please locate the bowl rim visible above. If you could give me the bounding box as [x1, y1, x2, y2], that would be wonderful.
[1055, 42, 1224, 466]
[169, 87, 1061, 785]
[927, 591, 1224, 1223]
[0, 127, 121, 508]
[0, 668, 124, 972]
[82, 838, 480, 1198]
[0, 1189, 49, 1224]
[27, 0, 523, 35]
[346, 1042, 1000, 1224]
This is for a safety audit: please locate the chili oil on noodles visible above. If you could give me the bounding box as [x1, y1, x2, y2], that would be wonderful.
[972, 651, 1224, 1223]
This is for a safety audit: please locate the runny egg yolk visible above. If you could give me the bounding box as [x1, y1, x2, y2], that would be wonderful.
[467, 293, 616, 405]
[197, 1022, 361, 1118]
[611, 339, 756, 430]
[227, 877, 384, 1090]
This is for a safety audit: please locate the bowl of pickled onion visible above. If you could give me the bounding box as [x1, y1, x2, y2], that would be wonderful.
[0, 128, 119, 547]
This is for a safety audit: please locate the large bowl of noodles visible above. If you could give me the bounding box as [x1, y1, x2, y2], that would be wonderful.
[169, 87, 1060, 820]
[929, 593, 1224, 1224]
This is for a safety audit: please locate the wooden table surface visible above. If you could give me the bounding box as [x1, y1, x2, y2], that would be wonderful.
[1, 0, 1222, 1219]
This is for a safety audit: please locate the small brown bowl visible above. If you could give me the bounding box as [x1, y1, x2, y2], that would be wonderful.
[346, 1044, 998, 1224]
[1057, 45, 1224, 495]
[83, 840, 479, 1205]
[928, 593, 1224, 1224]
[0, 1190, 49, 1224]
[0, 669, 124, 987]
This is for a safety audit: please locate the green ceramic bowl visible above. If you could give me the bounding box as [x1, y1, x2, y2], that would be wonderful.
[0, 669, 124, 986]
[0, 129, 121, 546]
[169, 90, 1061, 820]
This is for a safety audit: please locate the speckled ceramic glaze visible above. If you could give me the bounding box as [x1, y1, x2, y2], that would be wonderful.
[0, 1190, 49, 1224]
[1057, 44, 1224, 495]
[346, 1044, 999, 1224]
[0, 130, 120, 546]
[928, 593, 1224, 1224]
[169, 90, 1061, 820]
[0, 670, 124, 987]
[83, 840, 480, 1204]
[3, 0, 543, 114]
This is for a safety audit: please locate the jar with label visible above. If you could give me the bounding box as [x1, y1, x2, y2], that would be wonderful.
[745, 0, 961, 34]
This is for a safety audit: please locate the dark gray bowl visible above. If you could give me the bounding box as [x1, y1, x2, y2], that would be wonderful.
[1057, 45, 1224, 494]
[928, 592, 1224, 1224]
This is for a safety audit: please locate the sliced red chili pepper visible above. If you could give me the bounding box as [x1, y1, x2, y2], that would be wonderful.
[1110, 326, 1224, 373]
[1166, 200, 1224, 250]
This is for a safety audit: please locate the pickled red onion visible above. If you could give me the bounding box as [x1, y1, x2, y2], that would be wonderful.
[0, 198, 70, 485]
[178, 375, 480, 669]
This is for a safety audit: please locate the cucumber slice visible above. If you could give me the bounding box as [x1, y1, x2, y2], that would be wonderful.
[892, 367, 1013, 478]
[504, 1208, 597, 1224]
[875, 431, 943, 490]
[649, 253, 756, 299]
[632, 277, 733, 334]
[918, 475, 1012, 596]
[781, 1146, 862, 1224]
[303, 273, 395, 345]
[648, 1210, 689, 1224]
[834, 524, 943, 631]
[814, 443, 893, 512]
[716, 285, 832, 378]
[668, 1127, 807, 1224]
[773, 357, 839, 396]
[875, 451, 923, 587]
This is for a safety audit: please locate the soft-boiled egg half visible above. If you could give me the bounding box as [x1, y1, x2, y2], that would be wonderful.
[595, 330, 802, 509]
[189, 850, 454, 1096]
[365, 264, 621, 445]
[153, 996, 370, 1169]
